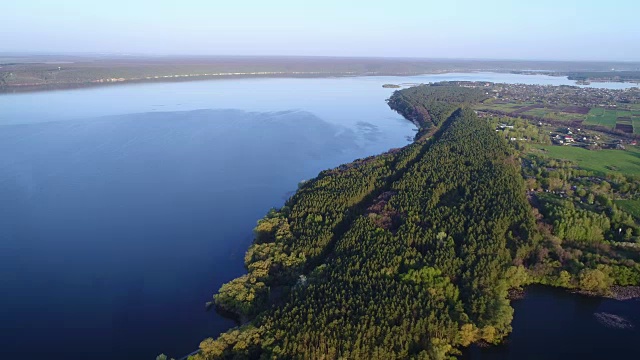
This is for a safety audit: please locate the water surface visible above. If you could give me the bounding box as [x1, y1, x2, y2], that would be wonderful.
[468, 286, 640, 359]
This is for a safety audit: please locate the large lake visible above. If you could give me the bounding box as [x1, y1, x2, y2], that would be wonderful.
[1, 73, 638, 359]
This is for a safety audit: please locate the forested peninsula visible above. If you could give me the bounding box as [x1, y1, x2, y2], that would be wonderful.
[183, 84, 640, 359]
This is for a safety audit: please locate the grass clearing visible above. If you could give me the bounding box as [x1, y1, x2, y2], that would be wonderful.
[615, 199, 640, 219]
[524, 108, 550, 117]
[476, 103, 526, 113]
[516, 108, 584, 122]
[634, 119, 640, 134]
[532, 145, 640, 176]
[476, 102, 587, 123]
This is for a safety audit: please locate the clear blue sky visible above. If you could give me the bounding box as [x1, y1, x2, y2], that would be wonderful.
[2, 0, 639, 61]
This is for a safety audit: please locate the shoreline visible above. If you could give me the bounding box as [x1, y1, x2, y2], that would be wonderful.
[583, 285, 640, 301]
[514, 284, 640, 302]
[610, 285, 640, 300]
[0, 71, 363, 95]
[2, 69, 637, 96]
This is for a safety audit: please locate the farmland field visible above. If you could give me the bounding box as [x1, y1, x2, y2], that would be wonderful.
[616, 116, 634, 133]
[584, 108, 620, 127]
[634, 118, 640, 134]
[522, 110, 584, 122]
[523, 108, 551, 117]
[532, 145, 640, 176]
[476, 102, 530, 112]
[476, 102, 588, 123]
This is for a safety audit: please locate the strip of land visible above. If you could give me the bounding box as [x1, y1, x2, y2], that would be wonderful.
[2, 55, 640, 93]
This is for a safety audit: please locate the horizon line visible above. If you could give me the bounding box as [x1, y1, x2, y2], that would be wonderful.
[1, 52, 639, 64]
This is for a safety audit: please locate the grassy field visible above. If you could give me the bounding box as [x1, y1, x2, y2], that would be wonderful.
[475, 102, 528, 112]
[634, 118, 640, 134]
[522, 110, 583, 122]
[532, 145, 640, 176]
[584, 108, 620, 127]
[477, 103, 587, 123]
[615, 199, 640, 219]
[523, 108, 550, 117]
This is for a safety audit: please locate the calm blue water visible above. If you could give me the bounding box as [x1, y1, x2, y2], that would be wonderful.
[467, 286, 640, 360]
[0, 73, 637, 359]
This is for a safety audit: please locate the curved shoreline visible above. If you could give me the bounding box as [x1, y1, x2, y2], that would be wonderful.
[512, 285, 640, 302]
[610, 285, 640, 300]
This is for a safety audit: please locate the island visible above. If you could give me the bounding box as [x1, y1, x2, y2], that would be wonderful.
[565, 71, 640, 84]
[511, 70, 640, 85]
[184, 82, 640, 359]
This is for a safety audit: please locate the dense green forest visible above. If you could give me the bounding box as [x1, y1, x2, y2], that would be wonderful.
[180, 83, 640, 360]
[191, 91, 539, 359]
[386, 84, 487, 139]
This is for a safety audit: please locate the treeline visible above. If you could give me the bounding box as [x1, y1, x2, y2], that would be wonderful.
[386, 84, 487, 138]
[190, 103, 537, 359]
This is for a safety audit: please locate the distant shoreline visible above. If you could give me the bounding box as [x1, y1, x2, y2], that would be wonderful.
[3, 55, 640, 95]
[0, 71, 366, 94]
[2, 70, 631, 95]
[0, 70, 479, 95]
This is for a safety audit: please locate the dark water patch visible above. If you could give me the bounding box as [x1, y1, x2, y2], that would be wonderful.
[466, 286, 640, 359]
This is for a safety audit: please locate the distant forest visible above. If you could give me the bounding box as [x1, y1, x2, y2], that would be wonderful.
[2, 55, 640, 93]
[566, 71, 640, 82]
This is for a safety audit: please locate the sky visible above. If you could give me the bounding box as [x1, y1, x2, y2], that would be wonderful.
[1, 0, 639, 61]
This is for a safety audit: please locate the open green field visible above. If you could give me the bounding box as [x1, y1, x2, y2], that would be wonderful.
[475, 102, 528, 112]
[522, 108, 551, 117]
[584, 108, 624, 127]
[532, 144, 640, 176]
[615, 199, 640, 219]
[477, 103, 587, 123]
[634, 118, 640, 134]
[523, 109, 584, 122]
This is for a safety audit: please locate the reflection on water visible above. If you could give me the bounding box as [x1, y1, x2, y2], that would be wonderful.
[0, 109, 372, 359]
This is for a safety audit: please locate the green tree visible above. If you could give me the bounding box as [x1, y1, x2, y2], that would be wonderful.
[578, 269, 612, 294]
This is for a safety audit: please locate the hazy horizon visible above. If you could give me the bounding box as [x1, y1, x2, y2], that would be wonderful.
[3, 52, 640, 64]
[2, 0, 639, 62]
